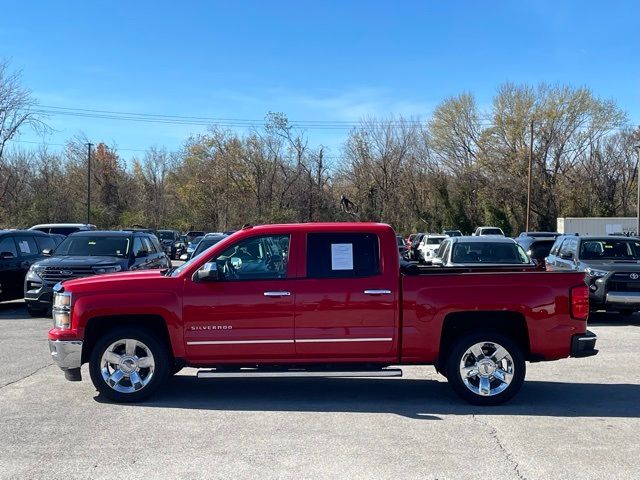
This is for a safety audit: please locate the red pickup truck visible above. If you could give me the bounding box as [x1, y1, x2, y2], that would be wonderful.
[48, 223, 597, 405]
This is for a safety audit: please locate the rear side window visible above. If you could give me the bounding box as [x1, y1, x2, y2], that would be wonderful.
[14, 236, 39, 257]
[307, 233, 380, 278]
[35, 236, 56, 252]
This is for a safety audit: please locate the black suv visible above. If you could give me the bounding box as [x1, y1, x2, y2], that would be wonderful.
[546, 235, 640, 315]
[0, 230, 63, 304]
[24, 230, 170, 316]
[515, 232, 559, 265]
[157, 229, 185, 260]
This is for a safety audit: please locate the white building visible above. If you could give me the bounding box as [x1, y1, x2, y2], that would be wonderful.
[556, 217, 637, 236]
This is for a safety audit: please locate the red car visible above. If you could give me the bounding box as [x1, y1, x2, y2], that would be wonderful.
[48, 222, 596, 405]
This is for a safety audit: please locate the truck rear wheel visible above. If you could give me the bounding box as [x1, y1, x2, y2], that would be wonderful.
[88, 327, 170, 403]
[446, 331, 525, 406]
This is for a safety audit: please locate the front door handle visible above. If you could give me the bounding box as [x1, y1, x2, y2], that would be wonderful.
[364, 289, 392, 295]
[264, 291, 291, 297]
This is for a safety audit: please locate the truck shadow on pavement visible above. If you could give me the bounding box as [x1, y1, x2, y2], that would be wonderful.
[97, 376, 640, 420]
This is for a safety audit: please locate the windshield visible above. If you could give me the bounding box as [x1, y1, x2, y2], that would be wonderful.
[452, 242, 529, 264]
[55, 236, 130, 257]
[580, 239, 640, 260]
[157, 231, 175, 240]
[190, 236, 204, 245]
[482, 228, 504, 236]
[396, 236, 404, 246]
[444, 230, 462, 237]
[427, 237, 444, 245]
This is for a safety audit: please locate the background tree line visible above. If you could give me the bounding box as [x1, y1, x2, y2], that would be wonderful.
[1, 62, 639, 235]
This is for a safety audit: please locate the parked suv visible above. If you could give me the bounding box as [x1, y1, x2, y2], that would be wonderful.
[546, 235, 640, 315]
[417, 234, 447, 263]
[0, 230, 60, 306]
[29, 223, 96, 236]
[24, 230, 171, 316]
[515, 234, 558, 265]
[157, 229, 185, 260]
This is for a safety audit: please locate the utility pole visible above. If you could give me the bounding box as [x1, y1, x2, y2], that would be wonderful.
[86, 142, 93, 224]
[526, 119, 534, 232]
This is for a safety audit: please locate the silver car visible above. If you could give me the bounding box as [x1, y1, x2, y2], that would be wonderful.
[431, 236, 534, 267]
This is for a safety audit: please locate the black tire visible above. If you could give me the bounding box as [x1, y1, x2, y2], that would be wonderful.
[88, 327, 170, 403]
[170, 364, 184, 376]
[26, 303, 48, 317]
[446, 331, 526, 406]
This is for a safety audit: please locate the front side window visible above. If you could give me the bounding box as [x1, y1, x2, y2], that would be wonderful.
[306, 233, 379, 278]
[35, 236, 56, 252]
[580, 239, 640, 260]
[213, 235, 290, 281]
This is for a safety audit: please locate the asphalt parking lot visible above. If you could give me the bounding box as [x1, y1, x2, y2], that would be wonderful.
[0, 301, 638, 480]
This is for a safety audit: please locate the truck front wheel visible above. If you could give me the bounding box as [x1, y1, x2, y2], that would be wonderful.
[446, 332, 525, 406]
[88, 327, 170, 403]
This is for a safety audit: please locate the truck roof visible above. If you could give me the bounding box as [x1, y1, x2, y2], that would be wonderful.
[244, 222, 393, 233]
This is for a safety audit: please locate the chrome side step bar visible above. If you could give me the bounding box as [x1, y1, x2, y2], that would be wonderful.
[197, 368, 403, 379]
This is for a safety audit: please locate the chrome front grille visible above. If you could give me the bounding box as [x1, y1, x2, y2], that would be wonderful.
[40, 266, 95, 285]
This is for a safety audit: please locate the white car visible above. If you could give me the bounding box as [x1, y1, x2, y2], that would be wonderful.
[472, 226, 505, 237]
[417, 234, 447, 263]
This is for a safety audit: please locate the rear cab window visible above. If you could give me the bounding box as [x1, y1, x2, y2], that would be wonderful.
[306, 233, 380, 278]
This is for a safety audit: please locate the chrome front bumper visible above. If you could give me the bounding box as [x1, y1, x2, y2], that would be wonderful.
[49, 339, 82, 371]
[605, 291, 640, 306]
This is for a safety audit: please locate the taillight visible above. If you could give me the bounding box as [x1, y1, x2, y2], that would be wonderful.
[570, 284, 589, 320]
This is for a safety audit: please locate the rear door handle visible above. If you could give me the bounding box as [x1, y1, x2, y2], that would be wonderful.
[264, 291, 291, 297]
[364, 289, 392, 295]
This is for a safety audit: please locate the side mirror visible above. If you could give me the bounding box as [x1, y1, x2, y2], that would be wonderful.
[0, 251, 15, 260]
[136, 250, 149, 258]
[560, 252, 573, 260]
[431, 257, 444, 266]
[42, 249, 53, 256]
[194, 262, 219, 282]
[180, 253, 188, 261]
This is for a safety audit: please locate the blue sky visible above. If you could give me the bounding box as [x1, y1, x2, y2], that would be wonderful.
[2, 0, 639, 160]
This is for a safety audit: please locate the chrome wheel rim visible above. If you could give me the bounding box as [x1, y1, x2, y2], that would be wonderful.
[459, 341, 514, 397]
[100, 339, 155, 394]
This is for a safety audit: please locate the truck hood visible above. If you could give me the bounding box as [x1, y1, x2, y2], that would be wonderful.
[35, 256, 129, 268]
[582, 260, 640, 272]
[61, 269, 163, 289]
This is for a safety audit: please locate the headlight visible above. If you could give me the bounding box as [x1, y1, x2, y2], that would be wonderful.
[92, 265, 122, 274]
[27, 264, 44, 278]
[52, 291, 72, 329]
[586, 268, 608, 278]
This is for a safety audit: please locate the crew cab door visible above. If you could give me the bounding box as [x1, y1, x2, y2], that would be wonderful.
[294, 231, 398, 361]
[183, 233, 296, 362]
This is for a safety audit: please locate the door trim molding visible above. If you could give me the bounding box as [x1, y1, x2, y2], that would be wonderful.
[187, 337, 393, 346]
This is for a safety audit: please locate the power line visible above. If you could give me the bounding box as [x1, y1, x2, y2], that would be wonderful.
[34, 105, 639, 132]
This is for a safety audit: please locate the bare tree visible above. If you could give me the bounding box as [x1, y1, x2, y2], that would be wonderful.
[0, 60, 47, 160]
